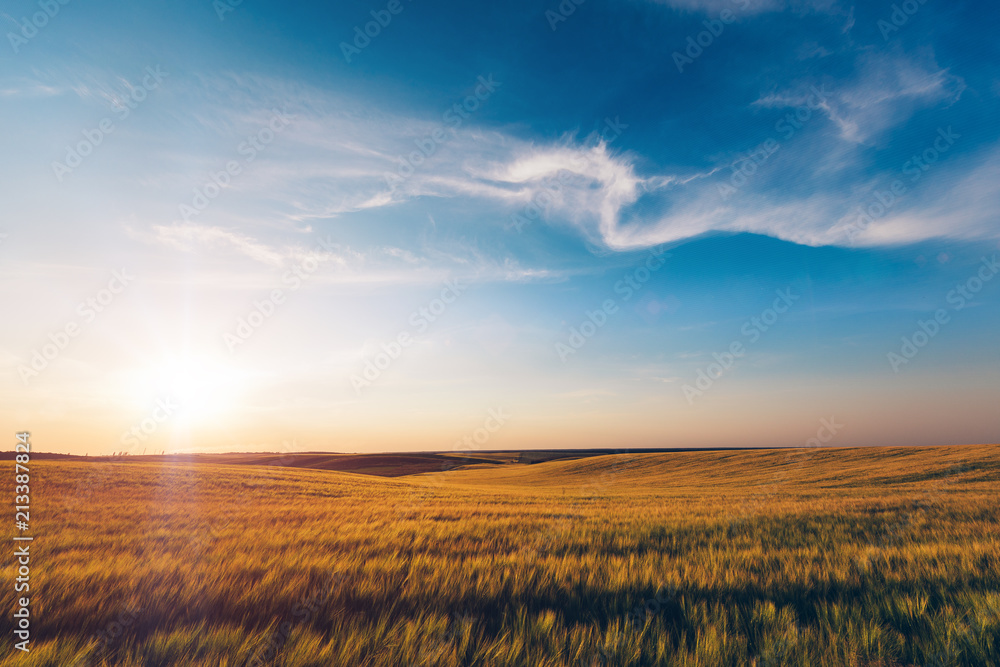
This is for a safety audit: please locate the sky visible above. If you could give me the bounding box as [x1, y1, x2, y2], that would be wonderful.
[1, 0, 998, 455]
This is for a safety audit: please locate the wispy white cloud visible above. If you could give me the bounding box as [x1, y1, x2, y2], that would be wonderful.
[844, 146, 1000, 247]
[129, 220, 574, 287]
[435, 135, 998, 250]
[647, 0, 781, 13]
[0, 65, 161, 107]
[149, 223, 290, 266]
[647, 0, 847, 16]
[101, 66, 993, 258]
[755, 50, 965, 144]
[0, 80, 66, 98]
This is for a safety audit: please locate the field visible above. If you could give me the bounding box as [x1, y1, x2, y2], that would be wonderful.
[3, 445, 999, 666]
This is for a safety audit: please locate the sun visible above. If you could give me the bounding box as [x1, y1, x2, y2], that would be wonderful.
[135, 353, 247, 427]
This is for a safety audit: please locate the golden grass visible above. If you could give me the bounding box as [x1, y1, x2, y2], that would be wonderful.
[3, 445, 998, 666]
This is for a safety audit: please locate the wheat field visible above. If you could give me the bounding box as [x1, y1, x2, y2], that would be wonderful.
[3, 445, 999, 666]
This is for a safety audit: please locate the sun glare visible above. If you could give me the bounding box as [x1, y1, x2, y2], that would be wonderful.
[132, 354, 247, 428]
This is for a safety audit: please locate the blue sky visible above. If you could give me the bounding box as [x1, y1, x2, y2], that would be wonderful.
[1, 0, 998, 454]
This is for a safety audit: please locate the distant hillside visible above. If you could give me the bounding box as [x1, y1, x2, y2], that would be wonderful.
[6, 444, 997, 487]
